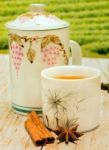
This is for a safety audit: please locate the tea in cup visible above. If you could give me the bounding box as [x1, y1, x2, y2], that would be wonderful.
[53, 75, 87, 80]
[41, 66, 101, 132]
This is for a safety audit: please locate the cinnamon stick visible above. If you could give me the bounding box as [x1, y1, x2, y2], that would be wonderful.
[29, 112, 53, 136]
[25, 111, 55, 146]
[25, 119, 46, 146]
[29, 111, 55, 144]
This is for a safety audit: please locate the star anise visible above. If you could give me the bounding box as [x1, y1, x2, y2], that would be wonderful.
[101, 82, 109, 93]
[54, 125, 83, 144]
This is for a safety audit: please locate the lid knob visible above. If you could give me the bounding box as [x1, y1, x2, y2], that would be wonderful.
[30, 4, 46, 12]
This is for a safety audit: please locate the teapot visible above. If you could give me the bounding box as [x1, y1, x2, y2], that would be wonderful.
[6, 4, 82, 115]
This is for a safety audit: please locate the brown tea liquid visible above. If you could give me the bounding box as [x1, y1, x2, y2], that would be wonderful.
[53, 75, 87, 80]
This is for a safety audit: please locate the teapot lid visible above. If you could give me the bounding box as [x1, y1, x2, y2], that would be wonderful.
[6, 4, 69, 30]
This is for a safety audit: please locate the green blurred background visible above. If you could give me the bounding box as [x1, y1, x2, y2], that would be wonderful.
[0, 0, 109, 57]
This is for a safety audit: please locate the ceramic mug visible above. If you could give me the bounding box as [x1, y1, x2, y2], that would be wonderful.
[41, 66, 101, 132]
[5, 29, 81, 115]
[8, 33, 81, 115]
[6, 4, 82, 115]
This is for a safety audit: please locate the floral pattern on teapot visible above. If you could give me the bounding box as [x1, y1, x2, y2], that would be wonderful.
[9, 33, 68, 76]
[41, 35, 68, 65]
[10, 42, 24, 77]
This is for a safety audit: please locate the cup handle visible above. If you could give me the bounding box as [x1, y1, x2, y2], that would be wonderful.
[69, 40, 82, 65]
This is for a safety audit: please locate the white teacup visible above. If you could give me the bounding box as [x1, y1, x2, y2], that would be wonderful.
[41, 66, 101, 132]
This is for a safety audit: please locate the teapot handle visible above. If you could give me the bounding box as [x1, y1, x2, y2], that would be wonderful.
[69, 40, 82, 65]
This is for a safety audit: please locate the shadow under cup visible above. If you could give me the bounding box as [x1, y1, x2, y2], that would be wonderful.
[41, 66, 101, 132]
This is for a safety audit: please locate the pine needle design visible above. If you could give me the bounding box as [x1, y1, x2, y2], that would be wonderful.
[44, 90, 85, 144]
[44, 90, 76, 126]
[47, 89, 73, 114]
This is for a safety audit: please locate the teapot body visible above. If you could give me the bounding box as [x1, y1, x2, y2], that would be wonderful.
[9, 27, 70, 115]
[6, 4, 82, 115]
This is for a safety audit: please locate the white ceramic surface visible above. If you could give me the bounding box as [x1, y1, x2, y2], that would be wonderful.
[41, 66, 101, 132]
[6, 4, 69, 30]
[6, 4, 82, 115]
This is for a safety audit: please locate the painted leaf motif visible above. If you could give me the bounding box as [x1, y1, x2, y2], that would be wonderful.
[41, 35, 61, 48]
[41, 36, 51, 49]
[27, 48, 36, 63]
[50, 35, 61, 44]
[9, 33, 24, 48]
